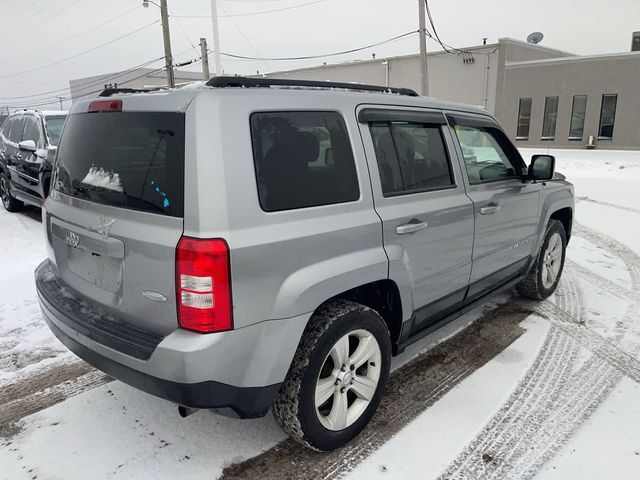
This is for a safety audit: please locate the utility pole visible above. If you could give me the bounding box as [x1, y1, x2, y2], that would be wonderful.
[160, 0, 175, 87]
[418, 0, 429, 96]
[210, 0, 222, 75]
[200, 38, 210, 81]
[56, 96, 64, 110]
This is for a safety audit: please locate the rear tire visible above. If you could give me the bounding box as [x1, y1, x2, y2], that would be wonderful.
[273, 299, 391, 451]
[517, 219, 566, 300]
[0, 170, 23, 212]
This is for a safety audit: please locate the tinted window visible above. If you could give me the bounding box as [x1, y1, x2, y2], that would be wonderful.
[516, 98, 532, 140]
[541, 96, 559, 139]
[598, 94, 617, 139]
[569, 95, 587, 139]
[250, 111, 359, 212]
[45, 116, 66, 146]
[0, 118, 13, 143]
[370, 121, 453, 196]
[453, 124, 520, 184]
[53, 112, 185, 217]
[22, 116, 43, 147]
[8, 117, 24, 143]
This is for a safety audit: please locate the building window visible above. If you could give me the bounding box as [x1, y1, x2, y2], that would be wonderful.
[541, 96, 559, 140]
[598, 94, 617, 139]
[516, 98, 532, 140]
[568, 95, 587, 140]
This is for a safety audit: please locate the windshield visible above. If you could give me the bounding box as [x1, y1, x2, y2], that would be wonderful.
[45, 116, 66, 146]
[53, 111, 185, 217]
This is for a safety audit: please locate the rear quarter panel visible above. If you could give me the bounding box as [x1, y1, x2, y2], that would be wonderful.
[183, 90, 388, 329]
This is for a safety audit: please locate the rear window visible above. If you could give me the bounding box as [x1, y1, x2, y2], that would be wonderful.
[53, 112, 185, 217]
[250, 111, 359, 212]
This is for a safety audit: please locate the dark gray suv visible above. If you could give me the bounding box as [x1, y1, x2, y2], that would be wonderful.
[0, 109, 67, 211]
[36, 77, 573, 451]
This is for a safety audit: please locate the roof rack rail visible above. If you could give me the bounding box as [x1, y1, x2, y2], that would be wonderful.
[205, 76, 419, 97]
[99, 87, 164, 97]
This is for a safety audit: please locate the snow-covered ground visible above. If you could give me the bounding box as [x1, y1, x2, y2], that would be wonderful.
[0, 148, 639, 480]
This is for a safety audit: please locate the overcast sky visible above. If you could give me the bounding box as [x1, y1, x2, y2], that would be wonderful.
[0, 0, 638, 111]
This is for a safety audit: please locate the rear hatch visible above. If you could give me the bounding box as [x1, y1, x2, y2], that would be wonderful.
[45, 102, 186, 337]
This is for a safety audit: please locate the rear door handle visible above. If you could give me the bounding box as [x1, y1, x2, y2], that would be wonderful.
[480, 203, 501, 215]
[396, 219, 428, 235]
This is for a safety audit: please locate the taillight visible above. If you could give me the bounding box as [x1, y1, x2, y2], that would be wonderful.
[88, 99, 122, 113]
[176, 237, 233, 333]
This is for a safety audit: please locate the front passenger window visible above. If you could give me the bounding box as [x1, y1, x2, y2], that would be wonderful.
[22, 117, 43, 148]
[452, 124, 522, 184]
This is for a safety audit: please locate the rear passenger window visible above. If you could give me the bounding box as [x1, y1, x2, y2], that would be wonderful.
[250, 111, 359, 212]
[369, 121, 454, 196]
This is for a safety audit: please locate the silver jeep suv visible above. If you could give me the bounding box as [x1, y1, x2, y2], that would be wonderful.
[36, 77, 573, 451]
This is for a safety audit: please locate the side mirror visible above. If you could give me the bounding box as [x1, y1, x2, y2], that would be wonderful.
[529, 154, 555, 181]
[18, 140, 37, 152]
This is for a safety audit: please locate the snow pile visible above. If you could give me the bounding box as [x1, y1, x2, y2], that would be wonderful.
[81, 167, 124, 193]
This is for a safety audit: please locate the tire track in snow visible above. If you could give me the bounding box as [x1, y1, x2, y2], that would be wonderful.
[575, 196, 640, 214]
[437, 272, 584, 480]
[221, 303, 534, 480]
[0, 360, 111, 439]
[439, 224, 640, 480]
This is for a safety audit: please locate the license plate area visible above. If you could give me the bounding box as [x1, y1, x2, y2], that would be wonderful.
[51, 219, 124, 293]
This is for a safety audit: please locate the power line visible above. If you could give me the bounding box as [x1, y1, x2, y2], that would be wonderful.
[211, 30, 419, 61]
[0, 6, 141, 66]
[0, 57, 165, 103]
[218, 1, 273, 72]
[0, 0, 84, 40]
[423, 0, 473, 61]
[8, 67, 168, 110]
[0, 0, 41, 31]
[0, 20, 160, 80]
[3, 49, 200, 109]
[174, 0, 327, 18]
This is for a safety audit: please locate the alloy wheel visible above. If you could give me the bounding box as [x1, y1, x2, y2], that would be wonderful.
[0, 175, 9, 208]
[542, 232, 563, 288]
[315, 329, 382, 431]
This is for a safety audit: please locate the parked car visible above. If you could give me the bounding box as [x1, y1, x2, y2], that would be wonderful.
[35, 77, 574, 451]
[0, 109, 67, 211]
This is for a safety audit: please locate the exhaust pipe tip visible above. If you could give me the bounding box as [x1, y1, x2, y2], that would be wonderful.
[178, 405, 199, 418]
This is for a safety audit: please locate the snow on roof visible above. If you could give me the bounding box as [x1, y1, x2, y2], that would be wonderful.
[42, 110, 68, 116]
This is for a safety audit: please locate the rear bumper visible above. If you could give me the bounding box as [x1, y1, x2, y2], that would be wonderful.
[36, 260, 310, 418]
[45, 317, 280, 417]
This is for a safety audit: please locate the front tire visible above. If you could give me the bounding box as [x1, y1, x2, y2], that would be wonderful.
[273, 300, 391, 451]
[0, 170, 23, 212]
[517, 219, 567, 300]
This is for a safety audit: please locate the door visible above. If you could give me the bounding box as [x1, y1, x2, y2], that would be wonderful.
[16, 115, 45, 196]
[358, 107, 474, 338]
[447, 113, 541, 301]
[3, 117, 25, 193]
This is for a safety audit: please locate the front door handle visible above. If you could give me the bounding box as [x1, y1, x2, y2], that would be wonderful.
[396, 219, 428, 235]
[480, 203, 501, 215]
